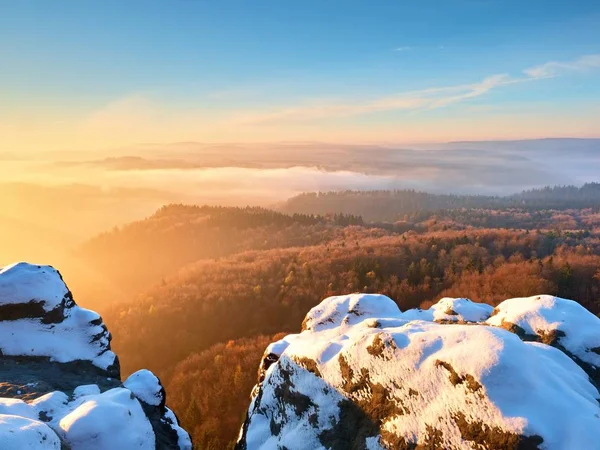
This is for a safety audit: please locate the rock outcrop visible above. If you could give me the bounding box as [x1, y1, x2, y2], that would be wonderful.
[0, 262, 192, 449]
[238, 293, 600, 450]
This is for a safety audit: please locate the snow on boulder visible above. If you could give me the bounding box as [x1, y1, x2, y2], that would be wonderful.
[0, 262, 69, 312]
[237, 293, 600, 450]
[0, 262, 118, 375]
[0, 414, 61, 449]
[123, 369, 192, 449]
[301, 293, 402, 332]
[58, 388, 155, 450]
[487, 294, 600, 384]
[0, 386, 192, 450]
[0, 262, 192, 450]
[124, 369, 165, 407]
[400, 297, 494, 323]
[163, 407, 193, 450]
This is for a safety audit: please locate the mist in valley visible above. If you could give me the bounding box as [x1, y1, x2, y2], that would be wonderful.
[1, 138, 598, 263]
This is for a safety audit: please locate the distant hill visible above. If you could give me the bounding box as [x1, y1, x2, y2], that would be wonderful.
[281, 183, 600, 222]
[76, 205, 361, 306]
[445, 137, 600, 155]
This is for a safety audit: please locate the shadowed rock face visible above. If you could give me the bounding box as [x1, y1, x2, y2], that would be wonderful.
[237, 294, 600, 450]
[0, 262, 192, 450]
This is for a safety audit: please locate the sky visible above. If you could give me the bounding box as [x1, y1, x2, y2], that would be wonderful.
[1, 0, 600, 151]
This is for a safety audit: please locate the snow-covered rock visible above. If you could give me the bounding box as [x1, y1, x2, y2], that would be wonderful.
[0, 262, 192, 450]
[0, 414, 61, 449]
[58, 388, 155, 450]
[238, 293, 600, 450]
[0, 262, 118, 374]
[487, 295, 600, 384]
[124, 369, 165, 407]
[400, 296, 494, 323]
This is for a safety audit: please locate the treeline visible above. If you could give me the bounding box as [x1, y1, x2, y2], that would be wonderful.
[281, 183, 600, 221]
[412, 208, 600, 231]
[515, 183, 600, 203]
[152, 204, 325, 226]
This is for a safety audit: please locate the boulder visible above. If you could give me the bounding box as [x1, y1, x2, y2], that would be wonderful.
[0, 262, 192, 450]
[238, 293, 600, 450]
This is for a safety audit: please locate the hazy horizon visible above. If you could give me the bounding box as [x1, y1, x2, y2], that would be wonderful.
[3, 1, 600, 152]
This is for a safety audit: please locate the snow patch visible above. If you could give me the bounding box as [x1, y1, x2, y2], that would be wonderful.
[0, 263, 68, 310]
[124, 369, 164, 406]
[0, 261, 192, 449]
[0, 414, 61, 449]
[302, 293, 401, 332]
[487, 295, 600, 368]
[400, 297, 493, 323]
[164, 407, 194, 450]
[58, 388, 155, 449]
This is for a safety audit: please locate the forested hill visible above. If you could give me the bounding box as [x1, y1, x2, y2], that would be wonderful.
[81, 202, 600, 449]
[74, 205, 362, 308]
[281, 183, 600, 221]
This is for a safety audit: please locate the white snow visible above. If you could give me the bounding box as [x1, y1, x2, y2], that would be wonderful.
[0, 388, 156, 450]
[164, 407, 194, 450]
[0, 388, 160, 449]
[73, 385, 101, 399]
[302, 293, 402, 332]
[124, 369, 164, 406]
[29, 392, 69, 421]
[241, 293, 600, 449]
[487, 294, 600, 367]
[0, 414, 61, 449]
[0, 263, 117, 371]
[0, 383, 195, 450]
[58, 388, 155, 450]
[0, 312, 116, 369]
[0, 398, 38, 420]
[0, 263, 69, 310]
[400, 297, 494, 323]
[0, 261, 192, 449]
[265, 338, 292, 357]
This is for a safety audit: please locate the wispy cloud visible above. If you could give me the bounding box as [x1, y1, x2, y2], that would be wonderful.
[524, 54, 600, 78]
[236, 54, 595, 125]
[5, 53, 598, 151]
[235, 73, 536, 124]
[395, 45, 446, 52]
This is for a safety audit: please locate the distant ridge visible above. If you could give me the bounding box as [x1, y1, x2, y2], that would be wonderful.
[281, 183, 600, 222]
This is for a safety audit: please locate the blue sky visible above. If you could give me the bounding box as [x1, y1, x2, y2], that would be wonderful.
[1, 0, 600, 150]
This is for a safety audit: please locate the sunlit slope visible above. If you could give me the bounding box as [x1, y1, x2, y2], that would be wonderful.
[76, 205, 343, 305]
[104, 225, 600, 380]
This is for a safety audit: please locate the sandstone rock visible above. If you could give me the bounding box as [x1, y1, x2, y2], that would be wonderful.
[0, 262, 192, 450]
[238, 293, 600, 450]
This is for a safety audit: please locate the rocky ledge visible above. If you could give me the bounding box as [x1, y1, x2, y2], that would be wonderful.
[237, 293, 600, 449]
[0, 262, 192, 449]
